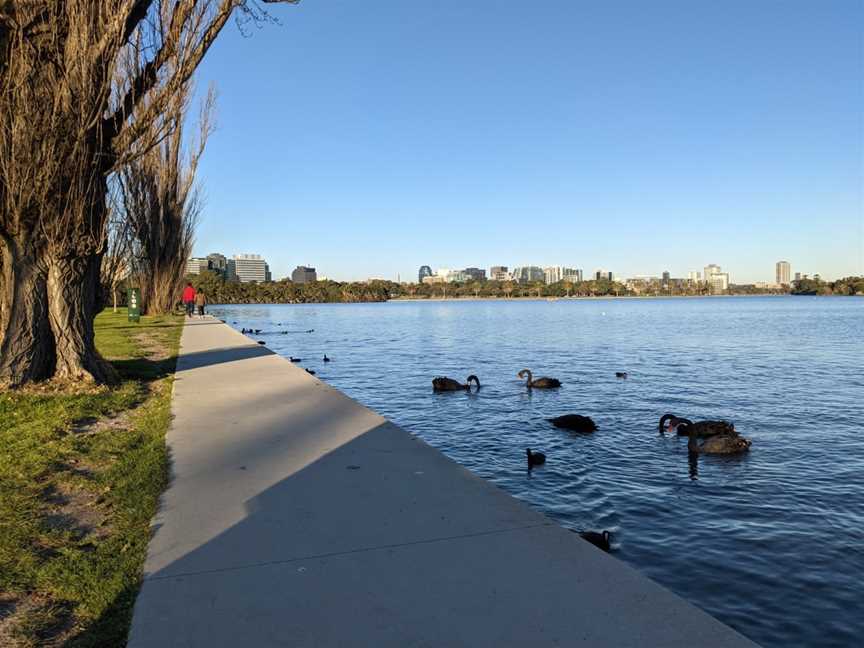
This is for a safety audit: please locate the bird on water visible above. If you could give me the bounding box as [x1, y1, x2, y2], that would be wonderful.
[518, 369, 561, 389]
[577, 530, 612, 552]
[432, 375, 481, 392]
[658, 414, 736, 438]
[548, 414, 597, 433]
[526, 448, 546, 468]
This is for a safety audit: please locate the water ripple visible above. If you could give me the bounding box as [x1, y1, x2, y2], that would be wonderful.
[211, 297, 864, 648]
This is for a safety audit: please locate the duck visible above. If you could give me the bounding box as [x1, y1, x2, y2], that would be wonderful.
[257, 341, 266, 345]
[323, 355, 331, 362]
[289, 357, 302, 363]
[687, 426, 751, 455]
[548, 414, 597, 433]
[518, 369, 561, 389]
[305, 368, 316, 375]
[615, 371, 628, 379]
[241, 327, 248, 334]
[253, 329, 261, 335]
[658, 413, 736, 438]
[578, 530, 611, 552]
[526, 448, 546, 467]
[432, 375, 481, 392]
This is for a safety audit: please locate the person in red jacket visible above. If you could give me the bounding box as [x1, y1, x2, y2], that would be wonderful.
[182, 283, 196, 317]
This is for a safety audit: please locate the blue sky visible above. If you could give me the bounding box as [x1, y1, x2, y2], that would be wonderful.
[192, 0, 863, 283]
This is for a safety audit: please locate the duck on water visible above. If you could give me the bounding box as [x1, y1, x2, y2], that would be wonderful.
[432, 375, 481, 392]
[518, 369, 561, 389]
[658, 413, 735, 438]
[548, 414, 597, 433]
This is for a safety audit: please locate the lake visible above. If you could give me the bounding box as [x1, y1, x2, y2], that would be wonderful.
[209, 296, 864, 647]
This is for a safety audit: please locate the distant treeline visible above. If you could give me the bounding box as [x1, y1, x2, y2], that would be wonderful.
[184, 271, 863, 304]
[791, 276, 864, 296]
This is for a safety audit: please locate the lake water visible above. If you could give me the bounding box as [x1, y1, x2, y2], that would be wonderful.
[210, 297, 864, 647]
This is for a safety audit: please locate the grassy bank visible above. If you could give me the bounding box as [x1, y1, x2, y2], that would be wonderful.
[0, 309, 183, 647]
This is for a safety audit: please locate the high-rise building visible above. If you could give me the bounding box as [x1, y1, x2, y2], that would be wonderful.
[662, 271, 670, 285]
[704, 264, 721, 281]
[563, 268, 583, 282]
[490, 266, 510, 281]
[207, 253, 233, 279]
[775, 261, 791, 285]
[704, 264, 729, 293]
[794, 272, 801, 281]
[688, 271, 702, 283]
[543, 266, 580, 284]
[418, 265, 433, 283]
[463, 267, 487, 282]
[233, 254, 270, 283]
[292, 266, 317, 284]
[185, 257, 210, 275]
[544, 266, 563, 285]
[594, 269, 613, 281]
[512, 266, 544, 283]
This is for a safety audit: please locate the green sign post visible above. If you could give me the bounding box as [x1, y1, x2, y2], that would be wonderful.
[127, 288, 141, 323]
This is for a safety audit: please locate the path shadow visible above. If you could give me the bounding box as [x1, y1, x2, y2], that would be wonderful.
[175, 345, 275, 371]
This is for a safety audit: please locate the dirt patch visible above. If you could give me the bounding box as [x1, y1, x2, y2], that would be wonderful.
[69, 410, 134, 438]
[42, 481, 110, 544]
[133, 331, 171, 361]
[0, 594, 74, 648]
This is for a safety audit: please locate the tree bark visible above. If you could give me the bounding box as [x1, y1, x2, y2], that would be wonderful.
[0, 234, 55, 386]
[46, 251, 118, 385]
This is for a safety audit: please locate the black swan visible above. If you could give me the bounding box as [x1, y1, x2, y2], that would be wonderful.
[432, 375, 480, 392]
[658, 413, 735, 438]
[526, 448, 546, 467]
[615, 372, 628, 379]
[518, 369, 561, 389]
[323, 355, 331, 362]
[305, 368, 316, 375]
[687, 426, 751, 455]
[578, 530, 611, 552]
[548, 414, 597, 433]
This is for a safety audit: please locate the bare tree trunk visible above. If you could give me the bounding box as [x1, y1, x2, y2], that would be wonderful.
[0, 234, 55, 386]
[46, 251, 117, 384]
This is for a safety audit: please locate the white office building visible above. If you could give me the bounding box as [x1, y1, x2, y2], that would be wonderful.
[704, 264, 730, 293]
[185, 257, 210, 275]
[233, 254, 271, 283]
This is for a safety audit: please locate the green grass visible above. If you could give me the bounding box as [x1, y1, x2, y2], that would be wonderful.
[0, 308, 183, 647]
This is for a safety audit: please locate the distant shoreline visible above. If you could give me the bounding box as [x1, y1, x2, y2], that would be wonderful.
[388, 294, 794, 303]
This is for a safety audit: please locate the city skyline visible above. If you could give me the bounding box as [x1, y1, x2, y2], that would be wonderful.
[191, 2, 862, 285]
[189, 248, 817, 288]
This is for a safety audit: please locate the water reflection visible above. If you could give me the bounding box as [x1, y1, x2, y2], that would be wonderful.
[688, 451, 699, 481]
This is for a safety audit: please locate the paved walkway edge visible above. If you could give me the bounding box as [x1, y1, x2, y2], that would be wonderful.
[127, 317, 758, 647]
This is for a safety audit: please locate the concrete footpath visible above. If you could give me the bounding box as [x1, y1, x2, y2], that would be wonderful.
[128, 317, 757, 647]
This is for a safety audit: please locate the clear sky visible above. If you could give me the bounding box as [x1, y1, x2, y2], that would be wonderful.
[191, 0, 863, 283]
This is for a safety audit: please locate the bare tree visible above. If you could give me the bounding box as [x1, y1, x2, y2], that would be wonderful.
[0, 0, 297, 387]
[101, 196, 133, 314]
[121, 84, 213, 315]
